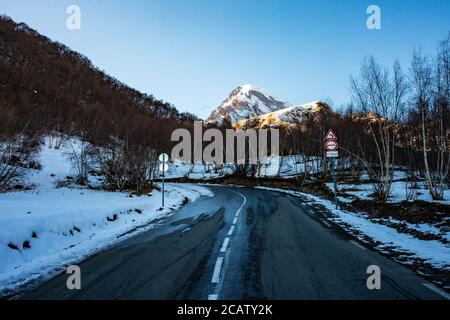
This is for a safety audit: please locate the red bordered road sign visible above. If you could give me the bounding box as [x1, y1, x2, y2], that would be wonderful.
[325, 129, 337, 141]
[325, 140, 338, 151]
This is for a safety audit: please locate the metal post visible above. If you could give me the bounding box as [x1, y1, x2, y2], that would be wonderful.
[256, 161, 259, 186]
[332, 159, 338, 209]
[162, 170, 165, 208]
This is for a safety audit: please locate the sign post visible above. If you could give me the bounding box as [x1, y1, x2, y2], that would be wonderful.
[325, 129, 339, 209]
[158, 153, 169, 208]
[255, 160, 261, 186]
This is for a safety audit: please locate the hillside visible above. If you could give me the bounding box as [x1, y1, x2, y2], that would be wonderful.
[0, 16, 195, 137]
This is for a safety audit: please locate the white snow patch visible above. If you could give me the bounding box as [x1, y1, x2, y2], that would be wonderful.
[0, 139, 213, 297]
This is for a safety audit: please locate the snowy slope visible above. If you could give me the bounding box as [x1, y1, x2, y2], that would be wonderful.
[205, 84, 291, 124]
[165, 160, 237, 180]
[234, 101, 329, 128]
[328, 171, 450, 205]
[255, 155, 322, 178]
[0, 138, 213, 297]
[161, 155, 323, 180]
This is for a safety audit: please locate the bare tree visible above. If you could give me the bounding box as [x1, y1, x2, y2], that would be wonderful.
[432, 34, 450, 199]
[410, 42, 449, 200]
[92, 135, 128, 191]
[125, 144, 158, 195]
[350, 56, 407, 201]
[0, 101, 38, 191]
[0, 136, 37, 190]
[66, 134, 91, 185]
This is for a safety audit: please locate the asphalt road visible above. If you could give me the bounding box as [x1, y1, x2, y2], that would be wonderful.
[19, 186, 445, 300]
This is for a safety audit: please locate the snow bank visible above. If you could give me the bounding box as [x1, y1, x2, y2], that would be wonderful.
[331, 171, 450, 204]
[0, 139, 213, 297]
[165, 155, 322, 180]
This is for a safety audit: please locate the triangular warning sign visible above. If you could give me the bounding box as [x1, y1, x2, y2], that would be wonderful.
[325, 129, 337, 141]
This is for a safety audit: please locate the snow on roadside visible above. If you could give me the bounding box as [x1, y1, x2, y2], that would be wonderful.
[255, 186, 450, 271]
[0, 140, 213, 297]
[165, 155, 322, 180]
[328, 177, 450, 205]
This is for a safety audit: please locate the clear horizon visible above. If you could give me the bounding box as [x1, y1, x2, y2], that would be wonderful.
[1, 0, 449, 118]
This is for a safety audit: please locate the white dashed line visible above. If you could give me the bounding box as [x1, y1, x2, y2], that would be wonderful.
[322, 220, 332, 227]
[422, 283, 450, 299]
[208, 190, 247, 298]
[349, 240, 367, 251]
[211, 257, 224, 283]
[220, 237, 230, 253]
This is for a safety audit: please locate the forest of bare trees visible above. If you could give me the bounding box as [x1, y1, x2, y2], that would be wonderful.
[349, 57, 407, 201]
[0, 16, 194, 193]
[0, 15, 448, 201]
[275, 33, 450, 201]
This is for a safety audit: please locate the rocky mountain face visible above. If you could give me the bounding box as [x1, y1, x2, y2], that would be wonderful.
[205, 84, 291, 124]
[205, 84, 332, 129]
[233, 101, 331, 128]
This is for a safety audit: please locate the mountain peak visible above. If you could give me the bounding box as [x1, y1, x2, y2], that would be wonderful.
[233, 100, 331, 128]
[205, 85, 291, 124]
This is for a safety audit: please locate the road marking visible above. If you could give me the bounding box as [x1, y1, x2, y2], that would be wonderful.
[422, 283, 450, 300]
[211, 257, 224, 283]
[208, 190, 247, 298]
[322, 220, 332, 227]
[349, 240, 367, 251]
[220, 237, 230, 253]
[231, 190, 247, 217]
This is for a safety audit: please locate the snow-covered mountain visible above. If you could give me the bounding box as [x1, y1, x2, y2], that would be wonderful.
[234, 101, 331, 128]
[205, 85, 291, 124]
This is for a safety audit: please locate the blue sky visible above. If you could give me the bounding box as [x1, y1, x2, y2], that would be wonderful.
[1, 0, 449, 118]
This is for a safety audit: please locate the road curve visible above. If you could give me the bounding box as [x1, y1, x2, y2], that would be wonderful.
[19, 185, 445, 300]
